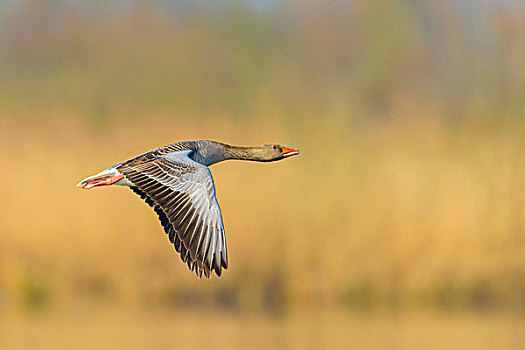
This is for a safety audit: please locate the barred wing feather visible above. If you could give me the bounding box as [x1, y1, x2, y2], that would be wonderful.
[117, 150, 228, 278]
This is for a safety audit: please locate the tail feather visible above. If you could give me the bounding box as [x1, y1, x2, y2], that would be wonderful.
[77, 168, 129, 189]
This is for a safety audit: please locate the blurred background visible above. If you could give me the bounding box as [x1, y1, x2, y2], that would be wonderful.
[0, 0, 524, 348]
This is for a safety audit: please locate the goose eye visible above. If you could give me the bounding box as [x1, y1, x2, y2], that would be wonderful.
[273, 145, 277, 150]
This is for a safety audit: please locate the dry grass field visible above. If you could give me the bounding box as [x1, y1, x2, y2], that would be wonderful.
[0, 111, 523, 314]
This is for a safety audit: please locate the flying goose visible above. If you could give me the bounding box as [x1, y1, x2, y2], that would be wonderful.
[77, 140, 299, 278]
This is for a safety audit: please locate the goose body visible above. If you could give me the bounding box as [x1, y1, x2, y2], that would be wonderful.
[77, 140, 299, 278]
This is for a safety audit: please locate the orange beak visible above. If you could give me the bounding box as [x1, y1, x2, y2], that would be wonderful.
[281, 146, 300, 158]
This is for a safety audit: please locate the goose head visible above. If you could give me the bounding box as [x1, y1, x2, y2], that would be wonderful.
[206, 141, 300, 163]
[262, 144, 300, 160]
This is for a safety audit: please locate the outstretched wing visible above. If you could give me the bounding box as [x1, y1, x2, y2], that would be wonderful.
[117, 150, 228, 278]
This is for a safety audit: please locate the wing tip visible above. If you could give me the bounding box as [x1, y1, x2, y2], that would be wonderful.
[126, 170, 228, 279]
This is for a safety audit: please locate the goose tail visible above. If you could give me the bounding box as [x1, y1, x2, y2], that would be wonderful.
[77, 167, 127, 189]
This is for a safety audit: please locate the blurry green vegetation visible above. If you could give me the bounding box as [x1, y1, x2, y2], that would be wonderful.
[21, 277, 50, 311]
[1, 1, 524, 122]
[0, 0, 524, 316]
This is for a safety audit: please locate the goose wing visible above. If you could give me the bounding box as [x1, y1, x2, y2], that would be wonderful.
[117, 150, 228, 278]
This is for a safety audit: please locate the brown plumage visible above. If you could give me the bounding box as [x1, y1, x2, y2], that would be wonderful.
[77, 140, 299, 278]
